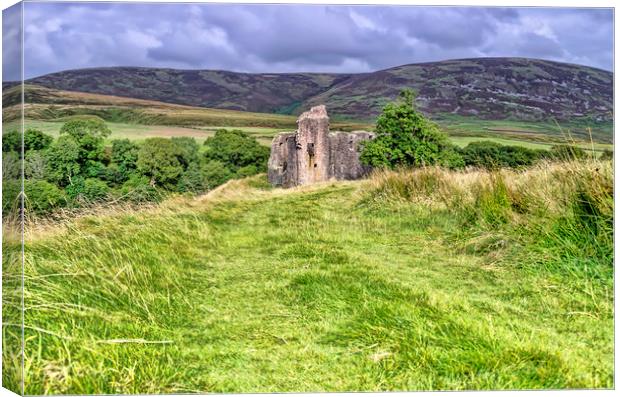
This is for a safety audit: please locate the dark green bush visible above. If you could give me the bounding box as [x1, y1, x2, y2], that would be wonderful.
[459, 141, 545, 169]
[599, 149, 613, 161]
[172, 137, 200, 168]
[2, 128, 53, 152]
[2, 180, 21, 215]
[203, 160, 234, 189]
[23, 180, 66, 214]
[65, 177, 110, 203]
[177, 162, 210, 194]
[547, 145, 588, 161]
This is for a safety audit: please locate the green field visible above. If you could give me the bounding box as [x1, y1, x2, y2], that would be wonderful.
[3, 161, 613, 393]
[3, 119, 614, 152]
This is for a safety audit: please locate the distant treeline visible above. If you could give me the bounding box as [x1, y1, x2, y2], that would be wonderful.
[2, 118, 611, 216]
[2, 119, 269, 215]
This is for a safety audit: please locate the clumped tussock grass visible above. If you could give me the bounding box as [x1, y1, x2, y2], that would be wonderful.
[2, 162, 613, 394]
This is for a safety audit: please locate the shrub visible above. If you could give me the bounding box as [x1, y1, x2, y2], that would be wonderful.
[599, 149, 613, 161]
[136, 138, 184, 188]
[547, 144, 588, 161]
[65, 177, 109, 203]
[360, 89, 458, 168]
[25, 150, 47, 180]
[2, 151, 20, 180]
[203, 160, 234, 189]
[23, 180, 66, 214]
[177, 162, 210, 194]
[460, 141, 544, 169]
[119, 174, 163, 203]
[203, 129, 269, 173]
[2, 180, 21, 215]
[172, 137, 200, 168]
[236, 165, 259, 178]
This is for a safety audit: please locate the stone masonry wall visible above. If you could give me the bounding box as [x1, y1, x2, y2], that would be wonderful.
[267, 105, 374, 187]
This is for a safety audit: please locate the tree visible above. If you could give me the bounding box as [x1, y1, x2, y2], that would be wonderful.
[203, 129, 270, 173]
[360, 89, 459, 168]
[171, 137, 200, 168]
[110, 139, 140, 179]
[45, 135, 81, 186]
[2, 128, 53, 153]
[24, 129, 53, 151]
[59, 119, 111, 174]
[136, 138, 185, 188]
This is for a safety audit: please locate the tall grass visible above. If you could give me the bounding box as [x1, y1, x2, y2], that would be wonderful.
[2, 163, 613, 393]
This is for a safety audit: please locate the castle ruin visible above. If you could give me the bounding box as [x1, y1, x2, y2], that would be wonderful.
[267, 105, 374, 187]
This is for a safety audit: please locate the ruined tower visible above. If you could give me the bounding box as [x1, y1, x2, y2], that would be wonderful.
[267, 105, 374, 188]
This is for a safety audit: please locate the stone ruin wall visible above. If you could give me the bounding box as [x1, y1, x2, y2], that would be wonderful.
[268, 105, 374, 188]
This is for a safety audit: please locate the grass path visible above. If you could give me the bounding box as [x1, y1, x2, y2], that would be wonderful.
[2, 177, 613, 393]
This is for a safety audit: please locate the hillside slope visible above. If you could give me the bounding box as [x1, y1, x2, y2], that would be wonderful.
[9, 58, 612, 122]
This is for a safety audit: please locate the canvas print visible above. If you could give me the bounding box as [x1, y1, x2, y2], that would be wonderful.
[1, 1, 614, 394]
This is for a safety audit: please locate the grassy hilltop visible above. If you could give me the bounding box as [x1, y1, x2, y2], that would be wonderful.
[3, 160, 613, 393]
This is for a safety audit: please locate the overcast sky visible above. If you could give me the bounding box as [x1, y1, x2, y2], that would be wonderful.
[2, 2, 614, 81]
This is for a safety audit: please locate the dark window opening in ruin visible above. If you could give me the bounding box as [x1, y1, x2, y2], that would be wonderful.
[307, 142, 315, 157]
[314, 163, 317, 168]
[282, 161, 287, 171]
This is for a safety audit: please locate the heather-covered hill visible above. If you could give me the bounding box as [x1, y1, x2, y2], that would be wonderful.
[8, 58, 612, 123]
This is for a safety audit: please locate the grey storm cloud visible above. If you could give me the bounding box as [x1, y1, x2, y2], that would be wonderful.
[1, 2, 613, 81]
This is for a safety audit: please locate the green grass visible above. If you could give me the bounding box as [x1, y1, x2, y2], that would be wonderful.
[2, 160, 613, 394]
[5, 119, 613, 152]
[434, 113, 613, 144]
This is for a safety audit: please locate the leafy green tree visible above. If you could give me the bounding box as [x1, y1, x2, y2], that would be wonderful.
[136, 138, 185, 188]
[203, 129, 269, 173]
[59, 119, 111, 169]
[110, 139, 140, 181]
[171, 137, 200, 168]
[2, 130, 20, 153]
[2, 128, 53, 152]
[24, 129, 53, 151]
[360, 89, 458, 168]
[45, 135, 81, 186]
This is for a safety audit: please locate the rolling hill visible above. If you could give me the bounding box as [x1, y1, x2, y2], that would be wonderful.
[5, 58, 613, 123]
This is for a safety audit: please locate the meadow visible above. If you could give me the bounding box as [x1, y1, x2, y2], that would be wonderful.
[2, 159, 613, 394]
[2, 118, 613, 152]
